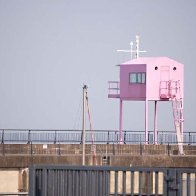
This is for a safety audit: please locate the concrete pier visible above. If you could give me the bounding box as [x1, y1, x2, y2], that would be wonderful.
[0, 144, 196, 193]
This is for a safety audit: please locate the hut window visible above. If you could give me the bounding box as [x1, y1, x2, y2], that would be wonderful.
[129, 73, 146, 84]
[129, 73, 137, 83]
[141, 73, 146, 83]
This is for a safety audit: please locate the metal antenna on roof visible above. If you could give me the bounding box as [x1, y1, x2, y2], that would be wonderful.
[117, 35, 147, 59]
[136, 35, 139, 59]
[130, 41, 133, 59]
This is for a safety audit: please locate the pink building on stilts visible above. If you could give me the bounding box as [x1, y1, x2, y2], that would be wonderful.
[108, 56, 184, 154]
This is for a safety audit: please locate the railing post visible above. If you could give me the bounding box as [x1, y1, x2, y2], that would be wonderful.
[124, 131, 126, 144]
[1, 129, 4, 144]
[115, 131, 118, 143]
[80, 132, 82, 144]
[161, 131, 163, 144]
[107, 131, 109, 144]
[188, 132, 191, 145]
[54, 130, 57, 144]
[27, 130, 31, 144]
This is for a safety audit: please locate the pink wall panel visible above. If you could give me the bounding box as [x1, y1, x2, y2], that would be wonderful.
[120, 64, 146, 100]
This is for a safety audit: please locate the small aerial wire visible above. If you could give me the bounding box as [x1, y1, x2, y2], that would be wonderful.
[73, 93, 83, 131]
[86, 92, 97, 165]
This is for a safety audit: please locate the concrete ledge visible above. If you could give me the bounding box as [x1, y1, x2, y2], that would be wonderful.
[1, 144, 196, 156]
[0, 154, 196, 168]
[0, 144, 196, 168]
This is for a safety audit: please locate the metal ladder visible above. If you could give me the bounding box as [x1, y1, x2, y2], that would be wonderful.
[170, 80, 184, 155]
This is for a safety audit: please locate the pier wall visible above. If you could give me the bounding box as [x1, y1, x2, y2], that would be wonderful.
[1, 144, 196, 168]
[0, 144, 196, 193]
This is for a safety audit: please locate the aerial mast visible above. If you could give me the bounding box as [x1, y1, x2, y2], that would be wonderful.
[117, 35, 147, 59]
[135, 35, 139, 59]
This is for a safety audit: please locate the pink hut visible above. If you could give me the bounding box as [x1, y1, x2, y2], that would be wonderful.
[108, 56, 184, 154]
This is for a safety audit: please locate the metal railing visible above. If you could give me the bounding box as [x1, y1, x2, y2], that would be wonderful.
[29, 165, 196, 196]
[0, 129, 196, 145]
[108, 81, 120, 97]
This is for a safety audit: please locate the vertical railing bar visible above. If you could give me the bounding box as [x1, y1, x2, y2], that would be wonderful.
[70, 170, 73, 196]
[115, 171, 118, 196]
[79, 170, 82, 196]
[131, 171, 134, 196]
[42, 169, 47, 196]
[123, 171, 126, 196]
[83, 170, 87, 196]
[124, 131, 126, 144]
[163, 170, 168, 196]
[195, 173, 196, 196]
[147, 171, 151, 196]
[139, 171, 142, 196]
[96, 171, 99, 196]
[75, 170, 79, 196]
[91, 171, 94, 196]
[189, 132, 191, 145]
[187, 173, 190, 196]
[107, 170, 110, 196]
[90, 171, 95, 196]
[1, 129, 4, 144]
[29, 166, 35, 196]
[72, 170, 75, 196]
[100, 171, 103, 196]
[105, 170, 107, 196]
[54, 130, 57, 144]
[94, 171, 99, 195]
[98, 171, 103, 195]
[107, 131, 109, 144]
[86, 170, 89, 196]
[60, 170, 63, 196]
[178, 171, 182, 196]
[104, 170, 107, 196]
[155, 171, 158, 196]
[65, 170, 68, 196]
[55, 169, 58, 196]
[27, 130, 31, 144]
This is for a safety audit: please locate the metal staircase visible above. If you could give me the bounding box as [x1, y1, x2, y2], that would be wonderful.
[170, 81, 184, 155]
[160, 80, 184, 155]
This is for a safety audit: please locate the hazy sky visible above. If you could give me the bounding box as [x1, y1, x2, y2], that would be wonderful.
[0, 0, 196, 132]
